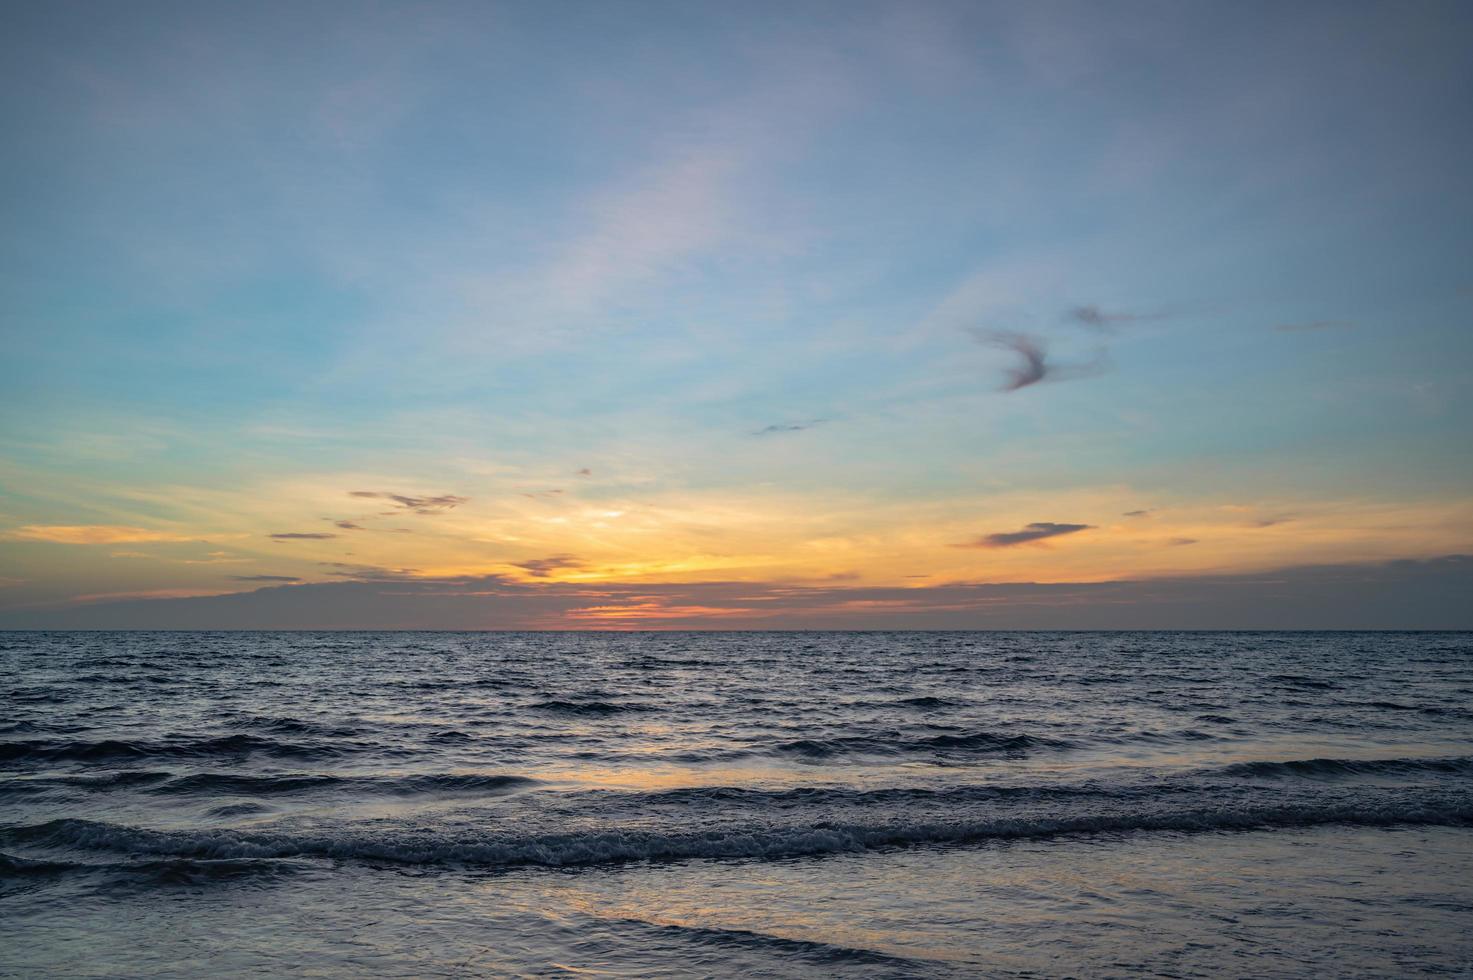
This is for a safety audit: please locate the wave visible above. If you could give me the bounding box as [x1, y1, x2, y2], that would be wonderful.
[626, 658, 719, 669]
[0, 771, 174, 797]
[11, 796, 1468, 870]
[674, 726, 1245, 763]
[145, 772, 540, 797]
[530, 700, 651, 716]
[0, 851, 310, 886]
[206, 802, 275, 818]
[236, 715, 366, 739]
[0, 733, 366, 764]
[1106, 728, 1231, 746]
[0, 851, 77, 877]
[677, 730, 1072, 762]
[894, 696, 959, 710]
[428, 730, 474, 742]
[0, 721, 93, 736]
[1269, 674, 1338, 690]
[580, 782, 1161, 809]
[1332, 700, 1469, 719]
[595, 914, 930, 971]
[1216, 756, 1473, 780]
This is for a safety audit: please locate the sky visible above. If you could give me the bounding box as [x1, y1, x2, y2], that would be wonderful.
[1, 0, 1470, 629]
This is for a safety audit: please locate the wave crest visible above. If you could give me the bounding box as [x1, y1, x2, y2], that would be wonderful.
[10, 797, 1469, 870]
[1217, 756, 1473, 779]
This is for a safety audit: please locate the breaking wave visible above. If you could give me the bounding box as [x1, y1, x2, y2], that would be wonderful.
[8, 796, 1469, 870]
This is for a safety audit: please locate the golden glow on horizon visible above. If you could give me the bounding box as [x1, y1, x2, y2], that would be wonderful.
[7, 467, 1470, 619]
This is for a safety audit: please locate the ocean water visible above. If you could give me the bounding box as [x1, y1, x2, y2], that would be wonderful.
[2, 631, 1471, 978]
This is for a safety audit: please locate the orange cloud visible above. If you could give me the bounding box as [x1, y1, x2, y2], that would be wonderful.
[7, 525, 202, 545]
[68, 587, 241, 604]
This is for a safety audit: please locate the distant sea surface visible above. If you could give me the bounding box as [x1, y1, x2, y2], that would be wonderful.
[3, 631, 1471, 977]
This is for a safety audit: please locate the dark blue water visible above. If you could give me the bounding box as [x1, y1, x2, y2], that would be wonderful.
[3, 631, 1471, 976]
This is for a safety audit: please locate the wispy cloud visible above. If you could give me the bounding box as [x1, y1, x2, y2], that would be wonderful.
[333, 520, 365, 530]
[754, 419, 828, 436]
[1066, 305, 1165, 330]
[511, 554, 586, 578]
[7, 525, 200, 544]
[270, 532, 337, 540]
[1123, 509, 1153, 518]
[1168, 537, 1198, 546]
[347, 491, 468, 514]
[970, 328, 1108, 392]
[958, 521, 1094, 548]
[536, 147, 742, 315]
[971, 330, 1049, 391]
[230, 574, 302, 582]
[1274, 320, 1352, 332]
[320, 562, 421, 581]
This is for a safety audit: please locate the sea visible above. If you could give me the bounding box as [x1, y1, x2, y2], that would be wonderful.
[2, 631, 1471, 978]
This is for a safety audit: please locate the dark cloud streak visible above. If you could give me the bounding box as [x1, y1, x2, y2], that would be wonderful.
[1067, 305, 1165, 330]
[754, 419, 827, 436]
[319, 562, 421, 581]
[1275, 320, 1352, 332]
[959, 522, 1094, 548]
[972, 330, 1049, 391]
[969, 329, 1106, 393]
[511, 554, 585, 578]
[347, 491, 467, 514]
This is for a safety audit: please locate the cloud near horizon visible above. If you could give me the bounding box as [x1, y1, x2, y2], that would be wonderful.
[320, 562, 422, 581]
[4, 554, 1466, 631]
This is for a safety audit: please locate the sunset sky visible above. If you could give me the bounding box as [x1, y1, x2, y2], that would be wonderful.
[2, 1, 1470, 628]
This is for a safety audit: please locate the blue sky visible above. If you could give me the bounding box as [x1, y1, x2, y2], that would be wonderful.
[2, 0, 1470, 626]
